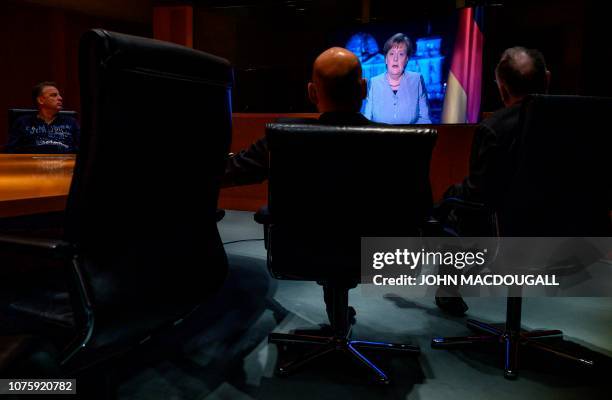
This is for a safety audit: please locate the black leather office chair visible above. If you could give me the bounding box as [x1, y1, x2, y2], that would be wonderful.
[0, 29, 232, 386]
[258, 123, 438, 383]
[8, 109, 78, 129]
[431, 95, 612, 379]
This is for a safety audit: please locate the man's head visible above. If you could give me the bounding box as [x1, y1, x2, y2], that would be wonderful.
[495, 47, 550, 107]
[32, 81, 63, 113]
[307, 47, 366, 113]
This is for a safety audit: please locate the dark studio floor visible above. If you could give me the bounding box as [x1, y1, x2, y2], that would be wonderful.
[110, 210, 612, 400]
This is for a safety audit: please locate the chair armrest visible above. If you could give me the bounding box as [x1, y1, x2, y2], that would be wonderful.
[422, 217, 446, 236]
[216, 208, 226, 222]
[437, 197, 488, 212]
[254, 205, 272, 225]
[434, 197, 498, 237]
[0, 234, 73, 257]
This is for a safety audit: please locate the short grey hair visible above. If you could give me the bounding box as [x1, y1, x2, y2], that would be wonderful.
[495, 46, 548, 97]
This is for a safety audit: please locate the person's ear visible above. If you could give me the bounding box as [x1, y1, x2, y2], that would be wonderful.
[545, 69, 551, 94]
[37, 96, 44, 106]
[497, 81, 510, 106]
[359, 78, 367, 100]
[308, 82, 318, 105]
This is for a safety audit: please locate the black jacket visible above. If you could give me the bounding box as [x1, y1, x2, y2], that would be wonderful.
[223, 112, 373, 186]
[447, 103, 522, 206]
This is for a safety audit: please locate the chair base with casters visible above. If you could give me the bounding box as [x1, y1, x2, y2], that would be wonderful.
[269, 284, 420, 384]
[431, 95, 611, 380]
[431, 297, 594, 379]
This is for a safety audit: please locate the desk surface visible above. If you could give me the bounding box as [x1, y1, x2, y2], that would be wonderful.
[0, 154, 75, 218]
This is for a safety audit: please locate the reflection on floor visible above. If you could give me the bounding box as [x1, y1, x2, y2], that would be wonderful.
[118, 210, 612, 400]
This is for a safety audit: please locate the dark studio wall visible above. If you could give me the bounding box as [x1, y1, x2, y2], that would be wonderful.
[193, 1, 344, 113]
[193, 0, 457, 112]
[480, 0, 609, 111]
[193, 0, 610, 114]
[1, 0, 609, 135]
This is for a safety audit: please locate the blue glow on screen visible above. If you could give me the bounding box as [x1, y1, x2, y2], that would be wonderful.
[346, 33, 446, 122]
[345, 33, 386, 81]
[410, 37, 445, 101]
[346, 33, 445, 100]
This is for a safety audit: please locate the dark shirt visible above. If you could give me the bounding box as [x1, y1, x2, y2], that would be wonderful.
[223, 112, 372, 186]
[6, 113, 80, 153]
[446, 103, 522, 206]
[439, 104, 522, 236]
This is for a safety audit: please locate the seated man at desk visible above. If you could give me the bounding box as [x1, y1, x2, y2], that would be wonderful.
[224, 47, 369, 326]
[225, 46, 461, 321]
[435, 47, 550, 315]
[443, 47, 550, 217]
[6, 81, 79, 154]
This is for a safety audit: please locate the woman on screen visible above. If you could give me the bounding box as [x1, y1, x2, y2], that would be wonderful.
[362, 33, 431, 124]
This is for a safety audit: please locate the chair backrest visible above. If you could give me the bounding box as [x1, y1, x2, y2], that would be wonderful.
[8, 109, 78, 130]
[65, 30, 232, 356]
[498, 95, 612, 236]
[266, 123, 437, 282]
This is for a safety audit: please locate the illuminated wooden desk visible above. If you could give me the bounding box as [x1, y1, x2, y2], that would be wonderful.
[0, 116, 477, 216]
[0, 154, 75, 218]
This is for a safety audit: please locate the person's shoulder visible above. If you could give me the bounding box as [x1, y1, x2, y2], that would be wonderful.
[13, 113, 37, 126]
[363, 117, 388, 126]
[369, 73, 386, 84]
[481, 105, 520, 128]
[56, 113, 79, 125]
[479, 104, 521, 138]
[404, 71, 423, 81]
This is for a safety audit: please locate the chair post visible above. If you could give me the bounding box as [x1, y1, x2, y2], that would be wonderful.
[431, 95, 611, 378]
[504, 296, 522, 379]
[328, 284, 350, 337]
[505, 296, 522, 333]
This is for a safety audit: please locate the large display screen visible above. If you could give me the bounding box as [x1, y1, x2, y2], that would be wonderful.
[330, 8, 483, 124]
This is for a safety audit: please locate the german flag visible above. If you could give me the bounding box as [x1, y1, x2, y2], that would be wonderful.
[442, 7, 484, 123]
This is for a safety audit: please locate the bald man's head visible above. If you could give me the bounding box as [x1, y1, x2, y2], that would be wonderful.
[308, 47, 366, 113]
[495, 46, 550, 106]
